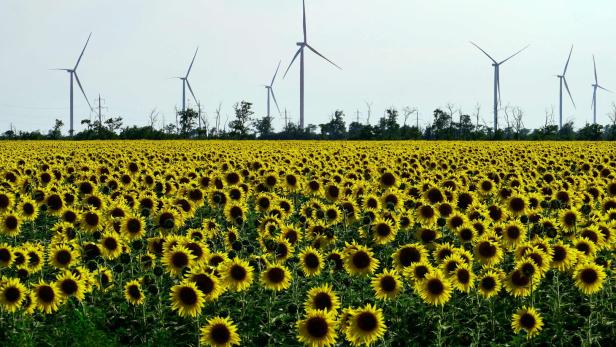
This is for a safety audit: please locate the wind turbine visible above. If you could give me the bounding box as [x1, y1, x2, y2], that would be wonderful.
[52, 33, 93, 137]
[556, 46, 575, 129]
[175, 47, 199, 112]
[265, 61, 282, 119]
[470, 42, 529, 133]
[284, 0, 341, 129]
[591, 55, 612, 124]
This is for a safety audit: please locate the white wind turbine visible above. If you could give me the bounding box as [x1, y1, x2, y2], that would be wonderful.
[265, 61, 282, 119]
[556, 46, 575, 129]
[174, 47, 199, 112]
[591, 55, 612, 124]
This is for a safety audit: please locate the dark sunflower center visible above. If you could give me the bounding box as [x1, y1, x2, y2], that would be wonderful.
[178, 287, 198, 305]
[0, 248, 11, 262]
[103, 238, 118, 251]
[427, 278, 444, 295]
[306, 316, 328, 338]
[28, 252, 40, 266]
[380, 276, 397, 292]
[450, 216, 464, 228]
[552, 246, 566, 262]
[576, 242, 590, 255]
[5, 216, 18, 230]
[171, 252, 189, 268]
[563, 212, 576, 226]
[23, 203, 35, 215]
[4, 287, 21, 302]
[399, 247, 420, 266]
[230, 265, 247, 281]
[580, 268, 598, 284]
[427, 188, 443, 204]
[520, 313, 536, 329]
[126, 219, 141, 234]
[193, 274, 214, 294]
[420, 205, 435, 219]
[60, 279, 78, 295]
[37, 285, 55, 303]
[210, 324, 231, 344]
[266, 268, 285, 284]
[356, 312, 378, 332]
[478, 242, 497, 258]
[304, 253, 320, 269]
[381, 172, 396, 187]
[511, 270, 530, 286]
[313, 293, 332, 310]
[457, 269, 470, 284]
[56, 250, 72, 265]
[230, 206, 243, 219]
[414, 266, 429, 279]
[352, 251, 370, 269]
[85, 212, 99, 227]
[510, 198, 525, 211]
[47, 195, 63, 211]
[0, 195, 9, 209]
[481, 276, 496, 290]
[459, 228, 473, 241]
[506, 226, 520, 239]
[128, 285, 141, 299]
[376, 223, 391, 237]
[420, 229, 436, 243]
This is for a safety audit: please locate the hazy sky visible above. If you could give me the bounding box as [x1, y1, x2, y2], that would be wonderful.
[1, 0, 615, 133]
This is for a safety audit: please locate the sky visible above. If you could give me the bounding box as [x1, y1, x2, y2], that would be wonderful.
[1, 0, 615, 133]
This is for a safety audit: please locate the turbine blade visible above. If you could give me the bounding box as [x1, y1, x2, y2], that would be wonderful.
[51, 68, 71, 71]
[186, 47, 199, 78]
[73, 72, 92, 110]
[597, 85, 613, 93]
[270, 88, 282, 115]
[283, 48, 302, 78]
[563, 77, 575, 108]
[306, 44, 341, 70]
[499, 44, 530, 65]
[303, 0, 307, 42]
[563, 45, 573, 75]
[74, 32, 92, 70]
[593, 55, 598, 83]
[271, 60, 281, 86]
[186, 79, 198, 103]
[469, 41, 496, 63]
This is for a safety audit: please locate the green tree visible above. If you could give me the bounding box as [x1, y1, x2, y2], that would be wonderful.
[229, 101, 254, 139]
[48, 119, 64, 139]
[254, 116, 274, 139]
[178, 108, 198, 138]
[319, 110, 347, 139]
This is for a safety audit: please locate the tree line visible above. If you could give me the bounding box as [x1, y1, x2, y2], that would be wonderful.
[3, 101, 616, 141]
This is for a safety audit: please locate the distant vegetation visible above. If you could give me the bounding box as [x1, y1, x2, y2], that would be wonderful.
[3, 101, 616, 141]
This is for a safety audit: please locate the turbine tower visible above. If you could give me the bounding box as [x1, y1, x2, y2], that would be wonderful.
[591, 55, 612, 124]
[284, 0, 341, 129]
[265, 61, 282, 118]
[556, 46, 575, 129]
[470, 42, 529, 133]
[53, 33, 93, 137]
[175, 47, 199, 112]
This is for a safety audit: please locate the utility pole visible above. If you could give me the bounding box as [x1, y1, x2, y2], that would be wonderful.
[284, 109, 289, 128]
[365, 101, 373, 125]
[197, 102, 202, 132]
[356, 110, 360, 123]
[94, 94, 107, 126]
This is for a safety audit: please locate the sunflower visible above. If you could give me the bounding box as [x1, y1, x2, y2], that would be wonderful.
[450, 263, 475, 293]
[344, 304, 387, 346]
[261, 263, 292, 291]
[0, 278, 27, 312]
[392, 243, 427, 271]
[0, 192, 15, 212]
[370, 217, 398, 245]
[49, 243, 80, 269]
[304, 284, 340, 313]
[559, 208, 580, 231]
[124, 279, 145, 305]
[505, 268, 534, 297]
[0, 212, 22, 237]
[477, 270, 502, 299]
[418, 270, 452, 306]
[0, 243, 13, 268]
[299, 246, 324, 277]
[186, 268, 224, 302]
[550, 242, 577, 271]
[80, 208, 103, 232]
[371, 268, 403, 300]
[502, 220, 526, 248]
[55, 270, 86, 302]
[219, 258, 254, 292]
[163, 245, 196, 276]
[296, 309, 338, 347]
[572, 237, 597, 259]
[474, 237, 504, 267]
[506, 194, 528, 217]
[362, 193, 381, 211]
[156, 208, 182, 233]
[200, 316, 241, 347]
[99, 232, 124, 260]
[416, 204, 438, 226]
[511, 306, 544, 339]
[93, 267, 114, 291]
[405, 261, 434, 283]
[573, 262, 606, 295]
[170, 280, 205, 317]
[224, 202, 247, 226]
[343, 244, 380, 276]
[33, 280, 62, 314]
[120, 214, 146, 241]
[18, 197, 39, 221]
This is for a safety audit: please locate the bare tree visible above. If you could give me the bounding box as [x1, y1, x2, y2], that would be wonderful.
[473, 103, 481, 128]
[505, 106, 524, 138]
[148, 108, 159, 128]
[608, 102, 616, 126]
[215, 102, 223, 136]
[544, 106, 555, 128]
[365, 101, 373, 125]
[402, 106, 417, 127]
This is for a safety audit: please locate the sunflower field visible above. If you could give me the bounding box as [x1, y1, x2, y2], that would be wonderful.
[0, 140, 615, 346]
